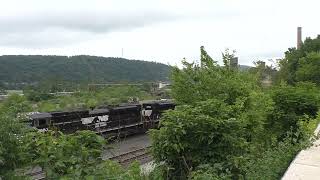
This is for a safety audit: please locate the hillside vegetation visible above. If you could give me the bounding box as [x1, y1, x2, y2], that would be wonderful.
[0, 55, 171, 83]
[150, 46, 320, 179]
[1, 37, 320, 179]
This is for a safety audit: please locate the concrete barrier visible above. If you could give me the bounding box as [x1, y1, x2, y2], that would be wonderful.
[282, 124, 320, 180]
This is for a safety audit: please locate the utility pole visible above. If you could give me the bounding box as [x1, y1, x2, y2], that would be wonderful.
[121, 48, 124, 58]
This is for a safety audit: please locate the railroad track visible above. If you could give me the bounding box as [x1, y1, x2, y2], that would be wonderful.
[20, 166, 45, 180]
[27, 146, 152, 179]
[109, 146, 152, 166]
[28, 171, 46, 180]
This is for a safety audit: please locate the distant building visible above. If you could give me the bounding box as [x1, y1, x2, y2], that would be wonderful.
[158, 82, 170, 89]
[230, 57, 239, 69]
[0, 95, 8, 101]
[261, 75, 272, 87]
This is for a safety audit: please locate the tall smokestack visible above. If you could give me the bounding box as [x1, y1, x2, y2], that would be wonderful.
[297, 27, 302, 49]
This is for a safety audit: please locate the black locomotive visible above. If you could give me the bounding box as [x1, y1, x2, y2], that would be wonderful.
[29, 101, 175, 137]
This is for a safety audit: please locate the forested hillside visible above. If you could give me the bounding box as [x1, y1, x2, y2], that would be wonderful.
[1, 45, 320, 179]
[0, 55, 171, 83]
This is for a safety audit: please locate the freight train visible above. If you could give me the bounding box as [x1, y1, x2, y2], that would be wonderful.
[28, 101, 175, 138]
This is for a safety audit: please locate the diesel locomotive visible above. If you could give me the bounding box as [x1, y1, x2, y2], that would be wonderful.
[28, 101, 175, 137]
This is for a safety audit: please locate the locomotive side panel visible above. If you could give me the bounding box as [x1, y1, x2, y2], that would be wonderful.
[29, 101, 175, 137]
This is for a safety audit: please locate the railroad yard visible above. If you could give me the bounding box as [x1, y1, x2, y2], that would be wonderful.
[102, 134, 151, 160]
[27, 134, 152, 180]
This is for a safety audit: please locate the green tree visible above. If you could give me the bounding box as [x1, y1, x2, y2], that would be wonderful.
[151, 47, 273, 179]
[221, 48, 236, 69]
[24, 89, 54, 102]
[296, 52, 320, 84]
[0, 114, 27, 175]
[151, 100, 252, 178]
[278, 35, 320, 84]
[0, 95, 32, 177]
[248, 60, 278, 87]
[0, 55, 171, 85]
[20, 130, 148, 179]
[0, 94, 32, 116]
[267, 82, 319, 140]
[22, 130, 106, 178]
[171, 48, 257, 106]
[150, 46, 320, 179]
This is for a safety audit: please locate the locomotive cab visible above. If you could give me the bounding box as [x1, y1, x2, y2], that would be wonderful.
[29, 113, 52, 129]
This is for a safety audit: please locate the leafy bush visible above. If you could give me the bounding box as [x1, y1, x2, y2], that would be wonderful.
[151, 47, 274, 179]
[267, 82, 319, 140]
[171, 52, 257, 106]
[0, 55, 171, 84]
[17, 130, 149, 179]
[0, 114, 27, 175]
[151, 47, 320, 179]
[30, 85, 154, 112]
[21, 130, 106, 178]
[151, 99, 249, 178]
[24, 89, 54, 102]
[243, 131, 312, 180]
[278, 35, 320, 84]
[0, 95, 34, 177]
[190, 164, 232, 180]
[85, 160, 143, 180]
[296, 52, 320, 84]
[0, 94, 32, 116]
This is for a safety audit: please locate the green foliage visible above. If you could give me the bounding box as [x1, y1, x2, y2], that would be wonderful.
[278, 35, 320, 84]
[0, 94, 32, 116]
[151, 46, 320, 179]
[1, 44, 320, 179]
[296, 52, 320, 84]
[147, 164, 168, 180]
[267, 82, 319, 139]
[21, 130, 105, 178]
[243, 132, 309, 180]
[171, 48, 257, 105]
[15, 121, 147, 179]
[190, 164, 232, 180]
[0, 84, 156, 178]
[244, 112, 320, 180]
[24, 89, 54, 102]
[22, 85, 154, 112]
[0, 114, 27, 174]
[86, 160, 144, 180]
[151, 47, 274, 178]
[248, 60, 277, 86]
[221, 48, 236, 69]
[20, 130, 149, 179]
[0, 95, 33, 177]
[0, 110, 146, 179]
[0, 55, 171, 85]
[151, 100, 248, 178]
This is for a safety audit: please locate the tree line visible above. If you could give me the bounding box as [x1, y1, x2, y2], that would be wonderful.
[0, 55, 171, 87]
[150, 39, 320, 179]
[1, 35, 320, 179]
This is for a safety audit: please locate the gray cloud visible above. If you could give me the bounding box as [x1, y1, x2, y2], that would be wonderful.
[0, 0, 319, 66]
[0, 10, 179, 33]
[0, 10, 180, 47]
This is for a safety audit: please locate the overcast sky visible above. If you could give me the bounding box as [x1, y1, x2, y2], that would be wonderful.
[0, 0, 319, 66]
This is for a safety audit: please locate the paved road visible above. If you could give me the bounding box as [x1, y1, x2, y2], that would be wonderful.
[282, 124, 320, 180]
